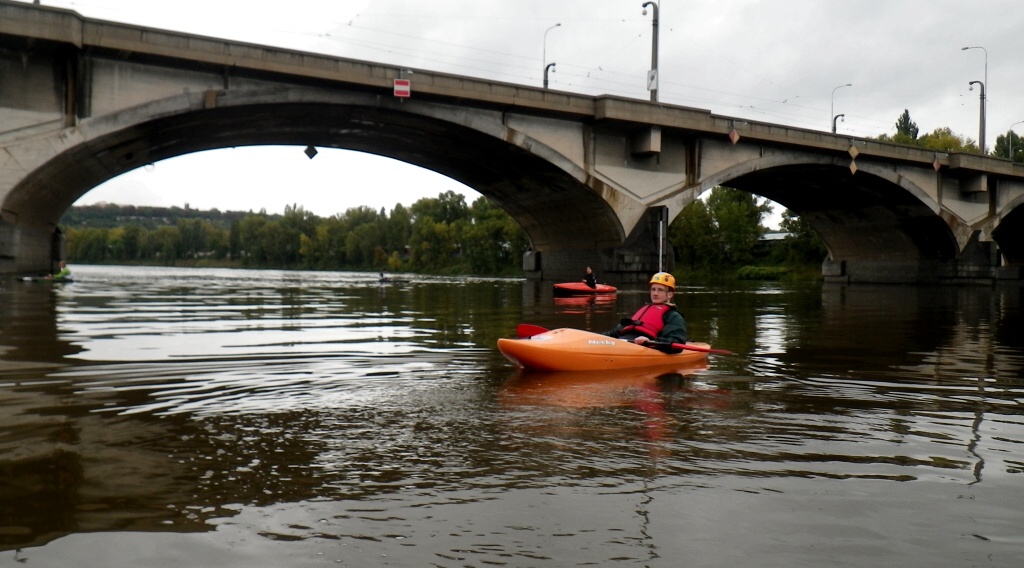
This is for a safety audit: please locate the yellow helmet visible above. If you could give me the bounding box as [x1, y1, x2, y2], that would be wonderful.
[649, 272, 675, 290]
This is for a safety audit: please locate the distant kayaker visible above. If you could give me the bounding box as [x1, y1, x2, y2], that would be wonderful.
[603, 271, 687, 353]
[582, 266, 597, 289]
[46, 260, 72, 281]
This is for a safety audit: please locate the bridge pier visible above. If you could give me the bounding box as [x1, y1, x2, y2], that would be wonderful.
[523, 208, 671, 284]
[824, 243, 1010, 284]
[0, 219, 59, 276]
[823, 259, 945, 284]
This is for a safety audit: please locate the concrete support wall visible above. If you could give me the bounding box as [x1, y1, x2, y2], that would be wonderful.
[523, 208, 672, 284]
[0, 221, 55, 275]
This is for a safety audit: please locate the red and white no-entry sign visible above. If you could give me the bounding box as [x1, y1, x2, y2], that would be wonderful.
[393, 79, 411, 98]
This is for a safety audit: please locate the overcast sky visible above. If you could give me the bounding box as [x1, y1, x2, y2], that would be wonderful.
[30, 0, 1024, 226]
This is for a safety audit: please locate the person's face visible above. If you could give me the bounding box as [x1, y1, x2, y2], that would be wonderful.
[649, 284, 673, 304]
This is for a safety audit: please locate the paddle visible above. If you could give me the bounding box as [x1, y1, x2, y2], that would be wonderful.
[515, 324, 735, 355]
[650, 341, 735, 356]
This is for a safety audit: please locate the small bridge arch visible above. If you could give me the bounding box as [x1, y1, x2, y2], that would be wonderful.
[655, 142, 1012, 283]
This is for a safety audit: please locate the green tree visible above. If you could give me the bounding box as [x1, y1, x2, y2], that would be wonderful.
[410, 191, 470, 225]
[345, 222, 383, 267]
[281, 204, 318, 241]
[148, 226, 182, 264]
[409, 218, 458, 272]
[228, 220, 242, 260]
[771, 210, 828, 265]
[462, 196, 528, 274]
[206, 223, 230, 260]
[706, 187, 770, 266]
[66, 227, 109, 263]
[105, 226, 128, 261]
[918, 127, 978, 153]
[299, 220, 339, 269]
[895, 109, 919, 140]
[993, 130, 1022, 163]
[177, 218, 206, 259]
[236, 214, 270, 265]
[252, 221, 295, 267]
[408, 193, 471, 273]
[384, 204, 412, 255]
[669, 199, 718, 270]
[120, 225, 142, 261]
[876, 112, 979, 153]
[668, 187, 769, 272]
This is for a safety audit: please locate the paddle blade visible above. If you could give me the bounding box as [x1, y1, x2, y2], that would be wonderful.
[516, 324, 549, 338]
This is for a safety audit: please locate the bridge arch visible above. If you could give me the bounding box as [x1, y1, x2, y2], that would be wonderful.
[5, 93, 629, 259]
[672, 152, 961, 279]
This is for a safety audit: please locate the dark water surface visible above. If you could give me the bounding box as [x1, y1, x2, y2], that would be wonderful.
[1, 265, 1023, 567]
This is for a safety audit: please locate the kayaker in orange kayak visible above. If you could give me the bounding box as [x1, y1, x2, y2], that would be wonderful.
[582, 266, 597, 289]
[603, 271, 687, 353]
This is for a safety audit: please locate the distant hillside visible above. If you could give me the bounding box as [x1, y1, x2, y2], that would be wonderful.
[61, 203, 282, 229]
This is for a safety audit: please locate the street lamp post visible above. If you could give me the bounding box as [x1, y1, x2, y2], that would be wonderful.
[962, 46, 988, 153]
[544, 63, 556, 89]
[642, 1, 659, 102]
[832, 114, 845, 134]
[1009, 120, 1024, 162]
[831, 83, 851, 133]
[969, 81, 986, 154]
[543, 23, 560, 89]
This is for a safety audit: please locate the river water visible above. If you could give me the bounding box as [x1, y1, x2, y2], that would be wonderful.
[1, 265, 1022, 567]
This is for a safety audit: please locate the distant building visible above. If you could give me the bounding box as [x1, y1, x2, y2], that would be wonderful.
[753, 231, 792, 258]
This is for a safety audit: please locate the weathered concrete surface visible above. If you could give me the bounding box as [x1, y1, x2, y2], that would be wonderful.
[1, 1, 1023, 283]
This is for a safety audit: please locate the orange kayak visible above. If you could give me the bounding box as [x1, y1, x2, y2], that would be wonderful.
[497, 328, 710, 371]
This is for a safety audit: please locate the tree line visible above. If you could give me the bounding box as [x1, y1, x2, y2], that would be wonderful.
[62, 186, 827, 277]
[879, 109, 1022, 163]
[64, 191, 530, 275]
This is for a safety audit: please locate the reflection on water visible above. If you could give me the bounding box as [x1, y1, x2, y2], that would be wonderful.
[1, 266, 1023, 567]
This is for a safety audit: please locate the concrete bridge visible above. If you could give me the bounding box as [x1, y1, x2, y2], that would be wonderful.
[2, 1, 1022, 284]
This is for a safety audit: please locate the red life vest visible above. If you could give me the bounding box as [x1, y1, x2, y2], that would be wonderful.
[621, 303, 672, 339]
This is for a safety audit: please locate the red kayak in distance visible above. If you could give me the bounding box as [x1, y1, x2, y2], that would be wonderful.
[553, 282, 617, 295]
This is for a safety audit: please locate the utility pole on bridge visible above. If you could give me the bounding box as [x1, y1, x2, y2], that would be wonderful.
[642, 1, 659, 102]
